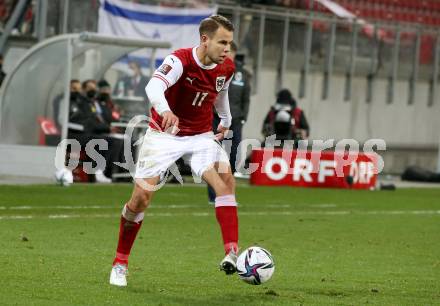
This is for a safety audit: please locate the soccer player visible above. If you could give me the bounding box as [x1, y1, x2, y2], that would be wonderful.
[110, 15, 239, 287]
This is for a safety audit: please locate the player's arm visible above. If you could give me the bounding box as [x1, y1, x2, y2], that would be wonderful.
[213, 75, 233, 141]
[145, 55, 183, 133]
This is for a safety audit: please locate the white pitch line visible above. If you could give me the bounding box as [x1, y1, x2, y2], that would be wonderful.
[48, 214, 80, 219]
[1, 210, 440, 220]
[365, 210, 440, 215]
[0, 204, 299, 210]
[310, 204, 338, 208]
[0, 215, 33, 220]
[9, 206, 32, 210]
[2, 205, 200, 210]
[267, 204, 291, 208]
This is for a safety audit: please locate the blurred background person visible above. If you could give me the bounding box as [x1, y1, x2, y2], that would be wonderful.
[63, 79, 127, 183]
[113, 60, 149, 99]
[0, 54, 6, 87]
[67, 79, 113, 183]
[97, 79, 121, 127]
[227, 42, 251, 174]
[262, 88, 309, 147]
[53, 79, 82, 130]
[207, 41, 251, 204]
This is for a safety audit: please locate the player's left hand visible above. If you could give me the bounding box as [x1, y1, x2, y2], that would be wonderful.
[215, 124, 229, 141]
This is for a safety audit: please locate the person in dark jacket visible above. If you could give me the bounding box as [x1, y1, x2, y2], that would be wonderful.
[67, 80, 125, 183]
[113, 61, 149, 99]
[262, 88, 309, 145]
[207, 41, 251, 203]
[0, 54, 6, 87]
[53, 79, 83, 130]
[227, 43, 251, 173]
[69, 80, 110, 135]
[97, 79, 121, 126]
[54, 79, 110, 134]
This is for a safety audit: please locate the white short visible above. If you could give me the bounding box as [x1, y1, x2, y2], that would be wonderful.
[134, 129, 230, 179]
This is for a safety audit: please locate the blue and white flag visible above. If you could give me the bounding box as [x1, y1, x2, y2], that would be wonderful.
[98, 0, 217, 67]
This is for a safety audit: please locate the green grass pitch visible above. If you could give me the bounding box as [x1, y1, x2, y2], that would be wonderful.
[0, 184, 439, 305]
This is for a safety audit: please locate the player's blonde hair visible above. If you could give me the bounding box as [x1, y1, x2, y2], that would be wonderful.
[199, 15, 234, 38]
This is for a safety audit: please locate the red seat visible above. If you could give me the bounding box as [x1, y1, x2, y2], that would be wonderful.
[400, 0, 414, 9]
[308, 0, 440, 26]
[403, 11, 415, 23]
[37, 116, 92, 183]
[427, 0, 440, 11]
[384, 11, 395, 21]
[418, 14, 428, 25]
[37, 117, 60, 146]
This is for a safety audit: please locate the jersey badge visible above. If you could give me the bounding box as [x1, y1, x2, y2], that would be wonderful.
[158, 64, 172, 75]
[216, 76, 226, 92]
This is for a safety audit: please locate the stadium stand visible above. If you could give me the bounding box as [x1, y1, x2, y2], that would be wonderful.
[274, 0, 440, 64]
[275, 0, 440, 26]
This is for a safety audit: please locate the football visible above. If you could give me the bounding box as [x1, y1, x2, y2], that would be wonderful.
[54, 168, 73, 186]
[236, 246, 275, 285]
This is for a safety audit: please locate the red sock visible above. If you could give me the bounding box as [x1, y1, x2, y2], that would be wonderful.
[113, 205, 144, 266]
[215, 195, 239, 254]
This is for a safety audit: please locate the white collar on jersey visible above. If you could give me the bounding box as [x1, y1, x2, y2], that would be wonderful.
[192, 46, 217, 70]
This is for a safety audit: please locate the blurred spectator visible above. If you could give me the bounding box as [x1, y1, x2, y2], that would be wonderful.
[66, 79, 126, 183]
[97, 79, 121, 126]
[0, 54, 6, 87]
[227, 43, 251, 174]
[82, 79, 109, 129]
[53, 79, 115, 132]
[113, 61, 149, 99]
[68, 80, 109, 135]
[207, 41, 251, 203]
[262, 88, 309, 145]
[82, 79, 134, 182]
[53, 79, 81, 129]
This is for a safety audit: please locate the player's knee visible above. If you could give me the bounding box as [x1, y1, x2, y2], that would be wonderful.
[214, 180, 231, 197]
[223, 174, 235, 194]
[130, 189, 152, 211]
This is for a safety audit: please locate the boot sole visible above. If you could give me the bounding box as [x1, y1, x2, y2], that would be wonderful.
[220, 261, 237, 275]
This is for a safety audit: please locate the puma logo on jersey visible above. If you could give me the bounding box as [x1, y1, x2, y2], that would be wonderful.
[186, 77, 196, 84]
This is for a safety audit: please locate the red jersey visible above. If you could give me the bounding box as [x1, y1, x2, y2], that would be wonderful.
[150, 47, 235, 136]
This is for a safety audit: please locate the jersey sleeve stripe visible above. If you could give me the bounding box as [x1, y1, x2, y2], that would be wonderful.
[152, 74, 170, 88]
